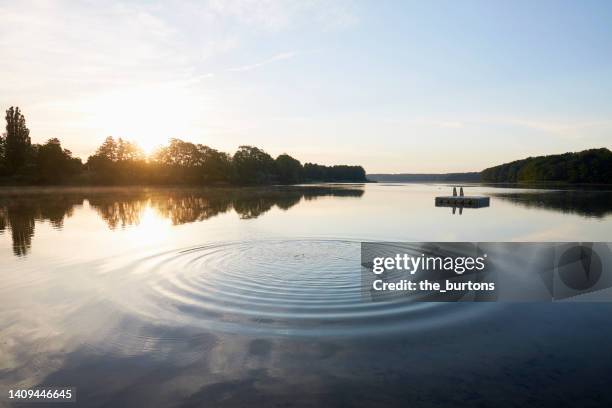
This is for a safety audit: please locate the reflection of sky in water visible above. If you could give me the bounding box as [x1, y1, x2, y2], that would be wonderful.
[1, 184, 612, 407]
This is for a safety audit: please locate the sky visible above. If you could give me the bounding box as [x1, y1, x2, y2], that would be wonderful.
[1, 0, 611, 173]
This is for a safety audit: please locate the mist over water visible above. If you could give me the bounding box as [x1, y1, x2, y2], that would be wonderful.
[1, 184, 612, 407]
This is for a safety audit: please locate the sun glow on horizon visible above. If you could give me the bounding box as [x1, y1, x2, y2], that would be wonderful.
[81, 85, 205, 156]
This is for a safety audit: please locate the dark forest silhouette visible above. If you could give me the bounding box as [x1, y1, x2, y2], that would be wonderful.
[0, 186, 364, 256]
[0, 107, 367, 185]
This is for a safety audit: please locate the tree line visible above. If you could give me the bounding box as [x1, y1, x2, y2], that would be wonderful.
[0, 107, 366, 185]
[481, 148, 612, 184]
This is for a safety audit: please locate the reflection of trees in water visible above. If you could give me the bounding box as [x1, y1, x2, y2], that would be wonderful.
[87, 195, 150, 229]
[231, 186, 363, 219]
[492, 190, 612, 218]
[2, 205, 36, 256]
[0, 195, 82, 256]
[232, 191, 301, 219]
[88, 187, 364, 225]
[152, 195, 232, 225]
[0, 186, 364, 256]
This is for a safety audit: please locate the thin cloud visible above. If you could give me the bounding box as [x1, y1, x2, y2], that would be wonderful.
[207, 0, 359, 32]
[229, 51, 299, 72]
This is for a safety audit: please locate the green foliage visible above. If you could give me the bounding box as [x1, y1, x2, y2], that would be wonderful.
[95, 136, 118, 161]
[303, 163, 366, 182]
[481, 148, 612, 183]
[35, 138, 82, 183]
[4, 106, 31, 174]
[152, 139, 232, 184]
[87, 136, 147, 184]
[275, 154, 302, 184]
[1, 108, 82, 183]
[199, 146, 232, 184]
[232, 145, 276, 185]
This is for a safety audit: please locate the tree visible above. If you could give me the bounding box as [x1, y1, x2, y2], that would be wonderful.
[152, 139, 233, 184]
[35, 138, 82, 183]
[87, 136, 148, 184]
[153, 139, 202, 184]
[0, 132, 6, 175]
[233, 145, 276, 184]
[4, 107, 31, 174]
[275, 154, 302, 184]
[303, 163, 327, 180]
[198, 145, 232, 184]
[95, 136, 118, 161]
[154, 139, 200, 167]
[303, 163, 366, 181]
[116, 138, 144, 162]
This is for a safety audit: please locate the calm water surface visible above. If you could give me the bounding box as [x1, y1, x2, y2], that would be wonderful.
[1, 184, 612, 407]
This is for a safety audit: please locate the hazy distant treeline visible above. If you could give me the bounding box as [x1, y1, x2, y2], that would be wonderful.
[481, 148, 612, 183]
[368, 172, 481, 183]
[0, 107, 366, 185]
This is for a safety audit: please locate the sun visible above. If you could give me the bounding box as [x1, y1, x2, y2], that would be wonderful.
[137, 138, 165, 157]
[84, 85, 201, 156]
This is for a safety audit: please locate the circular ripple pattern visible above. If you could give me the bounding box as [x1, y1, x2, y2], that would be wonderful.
[113, 240, 498, 337]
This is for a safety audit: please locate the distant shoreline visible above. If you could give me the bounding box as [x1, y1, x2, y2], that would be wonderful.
[369, 147, 612, 185]
[366, 181, 612, 191]
[367, 172, 480, 183]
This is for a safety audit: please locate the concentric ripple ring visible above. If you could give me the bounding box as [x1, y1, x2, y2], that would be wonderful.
[107, 239, 500, 337]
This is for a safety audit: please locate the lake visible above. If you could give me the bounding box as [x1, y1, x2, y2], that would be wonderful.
[1, 183, 612, 407]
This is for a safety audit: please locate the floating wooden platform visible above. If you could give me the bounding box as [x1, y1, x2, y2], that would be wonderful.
[435, 196, 490, 208]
